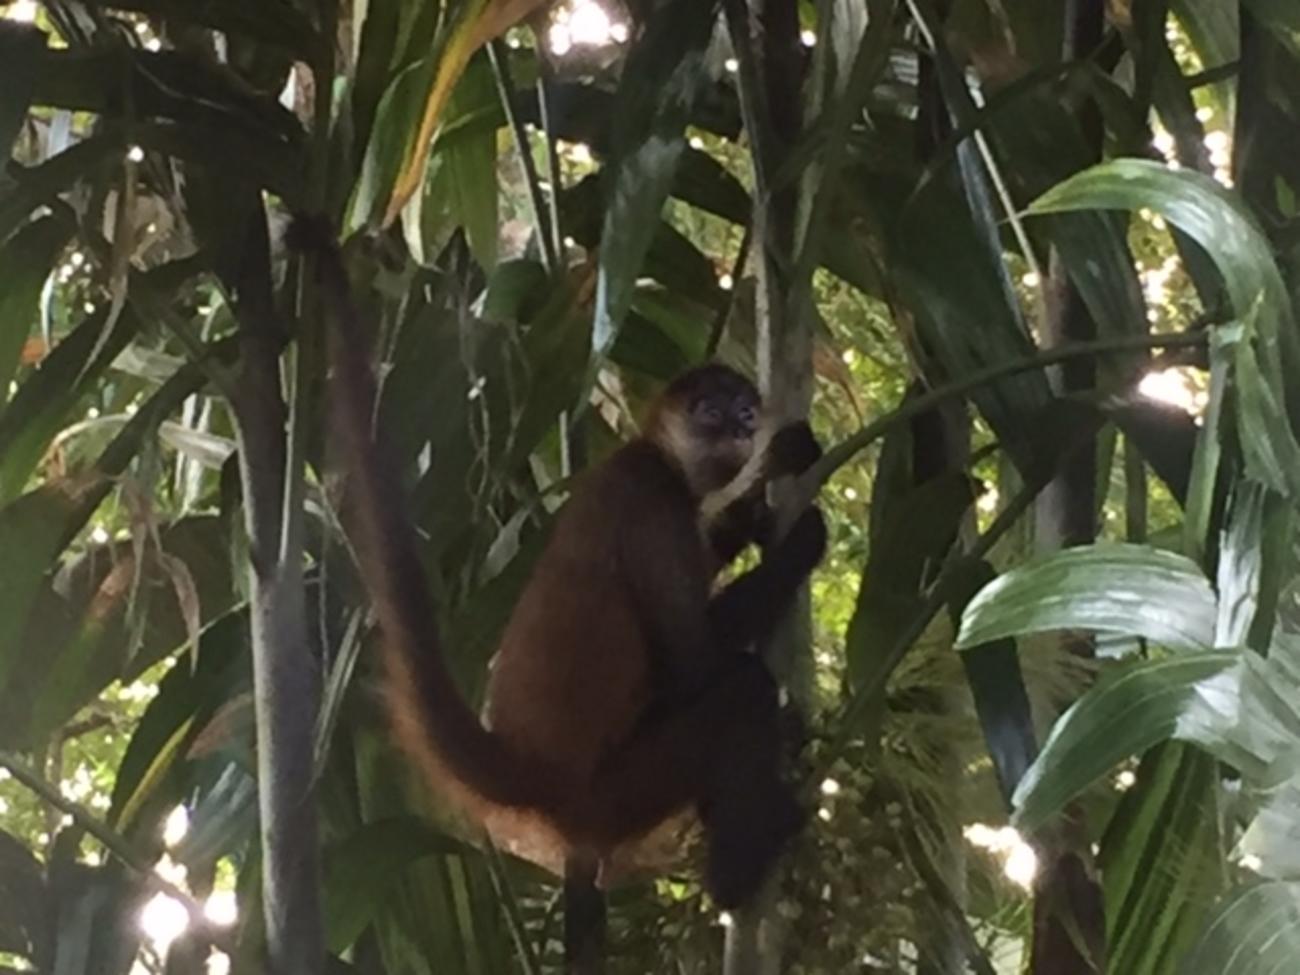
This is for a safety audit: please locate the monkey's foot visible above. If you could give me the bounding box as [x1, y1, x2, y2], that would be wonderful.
[703, 788, 805, 909]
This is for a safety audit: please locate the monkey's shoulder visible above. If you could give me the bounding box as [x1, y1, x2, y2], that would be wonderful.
[573, 440, 694, 515]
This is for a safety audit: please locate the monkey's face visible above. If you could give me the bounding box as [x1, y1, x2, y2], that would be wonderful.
[649, 364, 765, 495]
[680, 385, 761, 492]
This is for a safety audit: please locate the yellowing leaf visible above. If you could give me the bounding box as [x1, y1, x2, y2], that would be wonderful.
[382, 0, 550, 228]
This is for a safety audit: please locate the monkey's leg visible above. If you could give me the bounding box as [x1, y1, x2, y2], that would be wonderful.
[564, 855, 606, 975]
[589, 654, 804, 908]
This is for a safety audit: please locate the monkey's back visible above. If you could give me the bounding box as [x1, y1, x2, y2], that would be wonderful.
[484, 442, 699, 785]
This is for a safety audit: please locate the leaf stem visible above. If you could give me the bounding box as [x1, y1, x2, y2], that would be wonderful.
[797, 329, 1210, 507]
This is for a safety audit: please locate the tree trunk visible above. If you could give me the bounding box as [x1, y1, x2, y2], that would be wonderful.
[1029, 1, 1108, 971]
[226, 198, 324, 975]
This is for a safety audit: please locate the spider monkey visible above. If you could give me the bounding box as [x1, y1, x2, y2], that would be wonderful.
[291, 217, 827, 908]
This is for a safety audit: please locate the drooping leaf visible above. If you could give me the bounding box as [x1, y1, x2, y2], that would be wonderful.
[6, 516, 237, 750]
[956, 543, 1218, 654]
[1011, 652, 1237, 831]
[440, 52, 500, 269]
[0, 306, 139, 502]
[109, 612, 250, 830]
[1185, 881, 1300, 975]
[1028, 159, 1300, 495]
[0, 214, 72, 410]
[382, 0, 550, 227]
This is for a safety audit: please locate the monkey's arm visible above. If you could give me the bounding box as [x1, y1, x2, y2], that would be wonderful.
[708, 505, 827, 654]
[706, 421, 824, 566]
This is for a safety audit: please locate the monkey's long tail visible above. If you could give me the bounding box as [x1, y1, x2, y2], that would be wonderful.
[286, 215, 550, 816]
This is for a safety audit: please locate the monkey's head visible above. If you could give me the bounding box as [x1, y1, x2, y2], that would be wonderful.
[646, 364, 764, 496]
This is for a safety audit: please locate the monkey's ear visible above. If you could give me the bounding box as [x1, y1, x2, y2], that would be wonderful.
[767, 421, 823, 477]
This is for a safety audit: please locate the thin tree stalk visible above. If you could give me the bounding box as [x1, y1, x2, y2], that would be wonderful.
[705, 221, 752, 358]
[229, 203, 323, 975]
[534, 54, 565, 268]
[489, 40, 559, 274]
[724, 0, 809, 969]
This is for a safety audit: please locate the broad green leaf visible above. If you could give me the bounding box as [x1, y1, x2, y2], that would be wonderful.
[1245, 0, 1300, 57]
[431, 51, 499, 268]
[894, 174, 1052, 474]
[324, 816, 470, 952]
[1185, 881, 1300, 975]
[1030, 161, 1293, 360]
[1215, 482, 1267, 648]
[352, 731, 516, 975]
[350, 55, 439, 233]
[589, 0, 722, 376]
[1100, 743, 1224, 975]
[1232, 327, 1300, 498]
[1241, 781, 1300, 879]
[1028, 160, 1300, 496]
[847, 469, 976, 690]
[0, 215, 72, 409]
[951, 561, 1039, 804]
[671, 146, 749, 223]
[0, 481, 99, 709]
[957, 543, 1218, 653]
[1011, 652, 1236, 831]
[986, 87, 1146, 338]
[381, 0, 549, 226]
[109, 612, 250, 829]
[350, 0, 406, 167]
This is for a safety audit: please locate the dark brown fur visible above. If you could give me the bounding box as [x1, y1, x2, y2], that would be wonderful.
[293, 218, 825, 906]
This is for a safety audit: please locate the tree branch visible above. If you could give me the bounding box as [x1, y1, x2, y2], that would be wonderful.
[794, 330, 1210, 511]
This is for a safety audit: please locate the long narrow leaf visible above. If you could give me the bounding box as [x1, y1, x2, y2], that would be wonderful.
[589, 0, 721, 375]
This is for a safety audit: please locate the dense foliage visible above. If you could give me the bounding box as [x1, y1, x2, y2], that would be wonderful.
[1, 0, 1299, 973]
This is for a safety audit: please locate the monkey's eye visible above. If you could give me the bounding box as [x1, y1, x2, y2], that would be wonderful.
[696, 402, 725, 425]
[735, 405, 757, 428]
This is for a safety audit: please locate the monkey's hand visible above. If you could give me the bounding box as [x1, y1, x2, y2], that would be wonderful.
[768, 421, 823, 479]
[778, 505, 828, 574]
